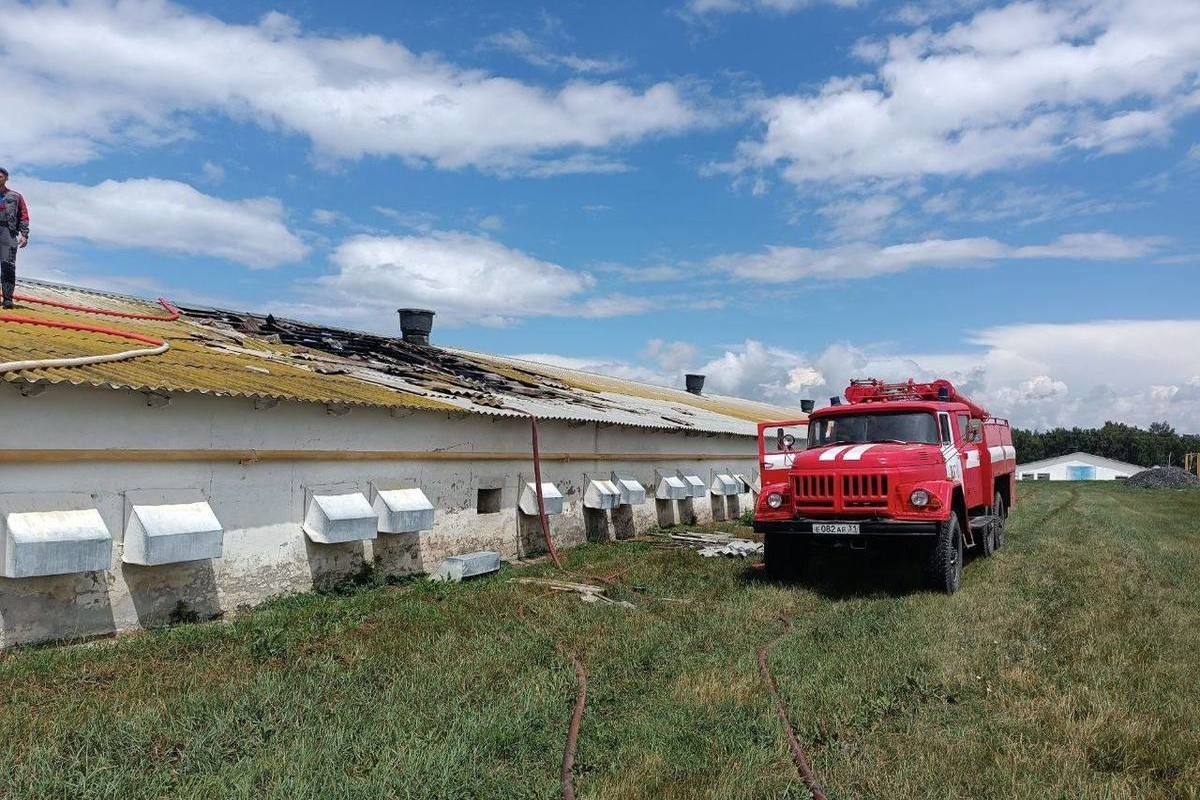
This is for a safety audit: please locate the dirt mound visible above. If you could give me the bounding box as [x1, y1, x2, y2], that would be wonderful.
[1125, 466, 1200, 489]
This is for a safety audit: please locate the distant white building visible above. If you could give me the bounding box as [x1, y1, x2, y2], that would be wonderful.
[1016, 452, 1141, 481]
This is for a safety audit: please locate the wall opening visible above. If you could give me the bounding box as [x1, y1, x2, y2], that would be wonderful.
[710, 494, 726, 522]
[517, 512, 546, 557]
[611, 505, 635, 540]
[655, 498, 675, 527]
[584, 508, 611, 542]
[477, 487, 502, 514]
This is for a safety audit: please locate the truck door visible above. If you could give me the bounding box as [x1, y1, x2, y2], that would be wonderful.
[956, 413, 986, 510]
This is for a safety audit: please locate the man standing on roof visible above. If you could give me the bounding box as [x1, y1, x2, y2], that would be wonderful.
[0, 167, 31, 309]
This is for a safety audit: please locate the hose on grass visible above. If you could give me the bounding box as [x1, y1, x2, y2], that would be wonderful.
[0, 314, 170, 373]
[758, 618, 827, 800]
[527, 414, 597, 800]
[560, 652, 588, 800]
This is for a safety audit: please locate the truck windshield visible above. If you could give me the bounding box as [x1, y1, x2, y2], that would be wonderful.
[808, 412, 939, 447]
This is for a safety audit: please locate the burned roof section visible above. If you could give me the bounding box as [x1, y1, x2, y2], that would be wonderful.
[177, 303, 615, 412]
[3, 281, 806, 434]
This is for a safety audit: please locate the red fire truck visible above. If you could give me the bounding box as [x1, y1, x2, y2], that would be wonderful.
[753, 378, 1016, 592]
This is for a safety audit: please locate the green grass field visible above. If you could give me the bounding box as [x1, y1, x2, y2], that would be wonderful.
[1, 482, 1198, 799]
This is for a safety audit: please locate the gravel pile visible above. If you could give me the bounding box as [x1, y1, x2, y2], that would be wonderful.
[1125, 466, 1200, 489]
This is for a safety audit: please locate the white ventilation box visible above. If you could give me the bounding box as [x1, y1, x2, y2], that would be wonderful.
[710, 474, 740, 496]
[656, 474, 689, 500]
[373, 488, 435, 534]
[432, 550, 501, 582]
[611, 473, 646, 505]
[519, 482, 564, 516]
[583, 479, 621, 510]
[678, 472, 707, 498]
[734, 474, 753, 494]
[1, 508, 112, 578]
[124, 501, 223, 565]
[303, 492, 377, 544]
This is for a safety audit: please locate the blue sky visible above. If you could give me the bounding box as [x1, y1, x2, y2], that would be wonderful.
[5, 0, 1200, 430]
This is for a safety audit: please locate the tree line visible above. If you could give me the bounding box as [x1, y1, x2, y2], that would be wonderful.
[1012, 421, 1200, 468]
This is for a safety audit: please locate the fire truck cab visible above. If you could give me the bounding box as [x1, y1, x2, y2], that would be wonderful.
[753, 378, 1016, 593]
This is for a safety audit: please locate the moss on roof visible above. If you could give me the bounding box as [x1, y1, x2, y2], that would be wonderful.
[1, 283, 806, 428]
[0, 296, 455, 410]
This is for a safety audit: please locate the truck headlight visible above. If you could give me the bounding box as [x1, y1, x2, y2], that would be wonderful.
[766, 492, 785, 509]
[909, 489, 931, 508]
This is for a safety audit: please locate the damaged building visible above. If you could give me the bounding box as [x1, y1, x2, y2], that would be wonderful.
[0, 281, 804, 648]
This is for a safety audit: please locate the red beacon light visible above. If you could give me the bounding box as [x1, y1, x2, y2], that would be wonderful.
[843, 378, 990, 419]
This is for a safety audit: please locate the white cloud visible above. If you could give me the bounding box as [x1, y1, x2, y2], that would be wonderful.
[642, 339, 700, 372]
[199, 161, 225, 185]
[479, 29, 630, 74]
[598, 263, 690, 283]
[920, 184, 1125, 226]
[476, 215, 504, 232]
[0, 1, 702, 174]
[507, 317, 1200, 431]
[684, 0, 864, 17]
[308, 231, 661, 327]
[25, 177, 308, 268]
[735, 0, 1200, 184]
[709, 231, 1157, 283]
[816, 194, 902, 240]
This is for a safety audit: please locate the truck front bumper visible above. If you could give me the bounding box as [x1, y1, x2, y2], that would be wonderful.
[753, 518, 941, 538]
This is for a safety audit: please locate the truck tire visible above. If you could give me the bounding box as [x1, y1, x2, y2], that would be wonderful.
[925, 514, 963, 593]
[764, 532, 804, 578]
[979, 508, 996, 558]
[992, 490, 1006, 550]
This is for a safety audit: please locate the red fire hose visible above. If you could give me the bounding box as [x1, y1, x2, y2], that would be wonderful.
[759, 619, 827, 800]
[529, 415, 565, 570]
[13, 294, 180, 321]
[0, 296, 177, 373]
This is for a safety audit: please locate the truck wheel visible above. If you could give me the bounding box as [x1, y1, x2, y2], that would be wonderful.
[925, 514, 963, 593]
[992, 491, 1006, 550]
[764, 532, 803, 578]
[979, 509, 996, 558]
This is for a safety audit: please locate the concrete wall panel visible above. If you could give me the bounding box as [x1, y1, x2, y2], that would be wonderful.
[0, 383, 760, 647]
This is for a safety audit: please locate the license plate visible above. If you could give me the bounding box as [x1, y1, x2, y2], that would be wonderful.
[813, 523, 860, 535]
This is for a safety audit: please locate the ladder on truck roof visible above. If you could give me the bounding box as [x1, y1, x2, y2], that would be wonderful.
[843, 378, 992, 420]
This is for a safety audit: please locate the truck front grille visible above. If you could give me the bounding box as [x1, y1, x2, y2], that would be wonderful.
[792, 473, 890, 511]
[842, 474, 889, 507]
[794, 474, 835, 507]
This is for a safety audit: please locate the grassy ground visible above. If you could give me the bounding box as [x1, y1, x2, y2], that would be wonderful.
[1, 482, 1198, 799]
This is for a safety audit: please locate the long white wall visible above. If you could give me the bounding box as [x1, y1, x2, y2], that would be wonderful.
[0, 384, 761, 648]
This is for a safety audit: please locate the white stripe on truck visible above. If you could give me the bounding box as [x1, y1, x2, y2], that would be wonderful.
[818, 444, 854, 461]
[842, 444, 877, 461]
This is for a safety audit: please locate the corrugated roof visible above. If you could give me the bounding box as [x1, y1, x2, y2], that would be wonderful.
[1, 281, 806, 434]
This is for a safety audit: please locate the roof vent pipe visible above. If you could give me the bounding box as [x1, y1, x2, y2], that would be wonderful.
[398, 308, 435, 345]
[800, 399, 815, 413]
[685, 373, 705, 395]
[829, 396, 842, 406]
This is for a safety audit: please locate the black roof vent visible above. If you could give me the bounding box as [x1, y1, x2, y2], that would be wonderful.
[685, 374, 705, 395]
[397, 308, 435, 345]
